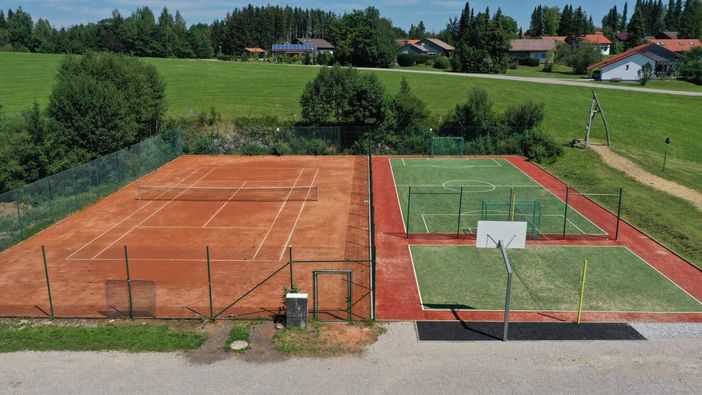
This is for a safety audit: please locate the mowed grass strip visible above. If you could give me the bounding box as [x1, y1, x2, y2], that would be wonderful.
[410, 245, 702, 312]
[0, 322, 207, 352]
[391, 158, 602, 235]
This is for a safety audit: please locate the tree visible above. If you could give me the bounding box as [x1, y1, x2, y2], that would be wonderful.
[45, 52, 166, 170]
[558, 5, 574, 36]
[628, 3, 648, 47]
[33, 19, 56, 53]
[621, 2, 629, 31]
[557, 43, 603, 74]
[528, 5, 544, 37]
[7, 7, 34, 50]
[442, 88, 495, 138]
[409, 21, 427, 38]
[680, 0, 702, 39]
[638, 62, 654, 85]
[329, 7, 396, 67]
[680, 47, 702, 84]
[392, 78, 429, 132]
[542, 6, 561, 36]
[300, 65, 392, 126]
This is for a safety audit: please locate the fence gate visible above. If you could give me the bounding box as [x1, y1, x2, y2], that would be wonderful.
[313, 270, 352, 321]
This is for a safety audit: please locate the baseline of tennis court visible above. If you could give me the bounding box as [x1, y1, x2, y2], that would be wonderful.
[0, 155, 372, 320]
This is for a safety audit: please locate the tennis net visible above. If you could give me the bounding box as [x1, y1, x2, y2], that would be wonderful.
[136, 184, 319, 202]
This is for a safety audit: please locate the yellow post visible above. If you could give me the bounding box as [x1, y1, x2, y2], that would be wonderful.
[576, 259, 589, 324]
[510, 192, 516, 221]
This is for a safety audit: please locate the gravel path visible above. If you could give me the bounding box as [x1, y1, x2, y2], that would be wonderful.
[590, 145, 702, 210]
[1, 322, 701, 394]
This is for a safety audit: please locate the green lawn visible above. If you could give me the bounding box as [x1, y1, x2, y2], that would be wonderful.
[0, 322, 207, 352]
[410, 245, 702, 312]
[505, 64, 582, 79]
[596, 79, 702, 93]
[391, 158, 604, 236]
[2, 51, 701, 167]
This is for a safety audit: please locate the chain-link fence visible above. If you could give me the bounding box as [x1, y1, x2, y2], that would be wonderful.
[0, 132, 182, 252]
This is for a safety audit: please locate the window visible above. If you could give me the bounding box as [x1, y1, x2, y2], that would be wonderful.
[625, 65, 629, 71]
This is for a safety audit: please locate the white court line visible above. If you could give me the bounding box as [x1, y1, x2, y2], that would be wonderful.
[402, 158, 406, 167]
[252, 169, 304, 260]
[389, 159, 407, 232]
[66, 168, 201, 260]
[68, 257, 278, 263]
[277, 168, 320, 260]
[394, 184, 540, 188]
[90, 168, 216, 259]
[421, 214, 430, 233]
[202, 181, 247, 228]
[407, 245, 428, 308]
[491, 158, 502, 167]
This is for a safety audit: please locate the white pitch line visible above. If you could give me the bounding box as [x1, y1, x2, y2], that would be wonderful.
[138, 225, 268, 229]
[67, 257, 278, 263]
[252, 168, 304, 260]
[66, 167, 201, 260]
[421, 214, 430, 233]
[277, 168, 320, 260]
[90, 168, 216, 259]
[202, 181, 247, 228]
[389, 159, 407, 232]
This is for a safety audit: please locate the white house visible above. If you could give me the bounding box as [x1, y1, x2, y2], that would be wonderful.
[588, 42, 683, 81]
[397, 38, 454, 57]
[506, 39, 558, 63]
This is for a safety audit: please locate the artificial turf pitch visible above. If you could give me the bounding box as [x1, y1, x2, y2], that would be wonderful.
[391, 158, 606, 236]
[410, 245, 702, 313]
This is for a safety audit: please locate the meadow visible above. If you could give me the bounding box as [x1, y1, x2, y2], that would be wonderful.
[1, 51, 700, 266]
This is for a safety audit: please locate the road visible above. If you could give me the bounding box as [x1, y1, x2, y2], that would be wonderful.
[357, 67, 702, 97]
[1, 322, 701, 394]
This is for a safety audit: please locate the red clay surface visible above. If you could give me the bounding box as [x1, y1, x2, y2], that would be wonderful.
[374, 155, 702, 323]
[0, 155, 370, 319]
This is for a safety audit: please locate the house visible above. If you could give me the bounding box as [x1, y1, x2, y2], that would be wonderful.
[587, 42, 683, 81]
[294, 38, 335, 54]
[244, 47, 265, 58]
[615, 32, 630, 42]
[543, 32, 612, 55]
[271, 43, 317, 56]
[655, 31, 679, 39]
[506, 39, 559, 63]
[397, 38, 454, 57]
[396, 39, 420, 47]
[646, 38, 702, 53]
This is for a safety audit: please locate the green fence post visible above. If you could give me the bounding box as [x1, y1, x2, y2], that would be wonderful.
[288, 246, 294, 290]
[124, 246, 134, 319]
[41, 245, 55, 320]
[206, 246, 214, 320]
[406, 186, 412, 237]
[14, 190, 23, 238]
[46, 178, 56, 223]
[615, 188, 623, 240]
[456, 187, 464, 238]
[562, 187, 570, 240]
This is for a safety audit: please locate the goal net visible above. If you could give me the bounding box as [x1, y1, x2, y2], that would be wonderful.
[431, 137, 464, 157]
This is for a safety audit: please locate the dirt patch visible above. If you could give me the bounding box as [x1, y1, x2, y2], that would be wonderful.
[242, 324, 288, 363]
[591, 145, 702, 211]
[184, 321, 233, 364]
[273, 321, 385, 357]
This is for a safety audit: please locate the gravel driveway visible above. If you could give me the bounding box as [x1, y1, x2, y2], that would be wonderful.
[1, 322, 701, 394]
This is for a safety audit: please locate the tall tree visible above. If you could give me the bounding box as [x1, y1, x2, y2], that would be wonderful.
[680, 0, 702, 39]
[528, 5, 544, 37]
[558, 5, 574, 36]
[542, 6, 561, 36]
[329, 7, 396, 68]
[628, 2, 648, 46]
[7, 7, 34, 50]
[621, 2, 629, 30]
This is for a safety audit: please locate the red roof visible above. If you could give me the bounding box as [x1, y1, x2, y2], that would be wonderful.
[587, 42, 677, 70]
[542, 36, 566, 43]
[396, 39, 420, 46]
[245, 47, 265, 53]
[646, 38, 702, 52]
[584, 33, 612, 45]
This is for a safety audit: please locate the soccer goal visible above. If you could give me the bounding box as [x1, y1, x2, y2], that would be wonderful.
[430, 137, 464, 157]
[480, 199, 542, 238]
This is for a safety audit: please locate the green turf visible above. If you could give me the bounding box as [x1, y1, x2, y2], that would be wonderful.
[391, 158, 605, 236]
[410, 244, 702, 312]
[504, 64, 582, 79]
[0, 323, 207, 352]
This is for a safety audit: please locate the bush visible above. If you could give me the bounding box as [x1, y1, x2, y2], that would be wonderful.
[517, 57, 541, 67]
[557, 44, 602, 75]
[316, 52, 335, 66]
[433, 56, 451, 70]
[242, 142, 270, 155]
[542, 62, 554, 72]
[680, 60, 702, 85]
[502, 102, 545, 133]
[522, 128, 563, 163]
[397, 53, 416, 67]
[638, 63, 654, 86]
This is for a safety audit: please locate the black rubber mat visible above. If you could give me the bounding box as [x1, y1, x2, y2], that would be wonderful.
[416, 321, 646, 341]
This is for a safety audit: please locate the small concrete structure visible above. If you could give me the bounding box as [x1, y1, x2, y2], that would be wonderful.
[286, 293, 308, 329]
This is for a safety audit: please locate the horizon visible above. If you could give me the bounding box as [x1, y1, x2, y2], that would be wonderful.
[2, 1, 629, 34]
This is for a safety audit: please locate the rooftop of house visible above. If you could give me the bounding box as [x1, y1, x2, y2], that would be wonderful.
[295, 38, 335, 49]
[244, 47, 265, 53]
[423, 38, 455, 51]
[271, 43, 317, 52]
[646, 38, 702, 52]
[509, 39, 558, 52]
[588, 42, 683, 70]
[396, 39, 420, 46]
[541, 33, 611, 45]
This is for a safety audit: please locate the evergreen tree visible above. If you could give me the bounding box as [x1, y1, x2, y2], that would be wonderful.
[7, 7, 34, 50]
[628, 2, 648, 46]
[680, 0, 702, 39]
[528, 5, 544, 37]
[621, 2, 629, 31]
[0, 10, 6, 29]
[558, 5, 574, 36]
[666, 0, 678, 29]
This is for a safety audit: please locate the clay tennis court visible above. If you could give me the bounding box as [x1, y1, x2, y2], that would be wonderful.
[0, 155, 371, 320]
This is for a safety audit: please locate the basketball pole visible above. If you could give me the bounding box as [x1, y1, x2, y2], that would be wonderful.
[576, 259, 589, 324]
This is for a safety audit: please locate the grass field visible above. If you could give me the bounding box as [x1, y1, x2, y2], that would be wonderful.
[391, 158, 604, 236]
[410, 245, 702, 312]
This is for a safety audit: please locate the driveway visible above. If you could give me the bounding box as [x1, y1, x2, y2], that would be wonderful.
[1, 322, 701, 394]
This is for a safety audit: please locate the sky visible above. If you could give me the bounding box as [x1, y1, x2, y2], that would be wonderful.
[1, 1, 627, 32]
